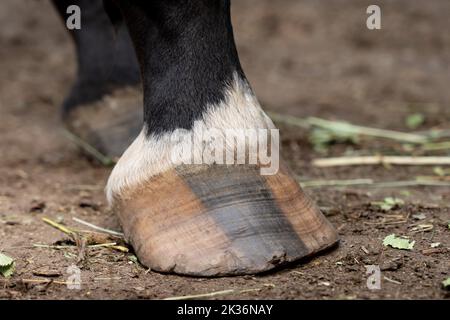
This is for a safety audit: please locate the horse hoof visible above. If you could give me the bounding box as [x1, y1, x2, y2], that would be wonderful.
[110, 162, 339, 276]
[63, 87, 143, 161]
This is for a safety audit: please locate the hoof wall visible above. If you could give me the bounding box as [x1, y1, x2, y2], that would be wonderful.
[114, 162, 339, 276]
[63, 87, 142, 160]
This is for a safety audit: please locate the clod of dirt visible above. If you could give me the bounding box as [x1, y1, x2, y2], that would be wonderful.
[4, 220, 20, 226]
[29, 200, 46, 213]
[380, 257, 403, 271]
[79, 201, 100, 211]
[412, 213, 427, 220]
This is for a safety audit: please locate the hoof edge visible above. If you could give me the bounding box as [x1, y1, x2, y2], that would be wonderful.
[115, 163, 339, 276]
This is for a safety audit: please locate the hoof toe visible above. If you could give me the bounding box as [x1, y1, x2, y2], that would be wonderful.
[113, 162, 339, 276]
[64, 87, 143, 160]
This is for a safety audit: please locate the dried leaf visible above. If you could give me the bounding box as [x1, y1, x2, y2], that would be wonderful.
[442, 278, 450, 290]
[309, 128, 359, 152]
[372, 197, 404, 211]
[405, 113, 425, 129]
[433, 167, 450, 176]
[383, 234, 415, 250]
[0, 253, 15, 278]
[128, 255, 138, 264]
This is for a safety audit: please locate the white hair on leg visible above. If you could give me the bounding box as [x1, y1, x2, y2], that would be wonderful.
[106, 72, 276, 205]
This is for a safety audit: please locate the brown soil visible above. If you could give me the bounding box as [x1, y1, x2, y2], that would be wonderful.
[1, 0, 449, 300]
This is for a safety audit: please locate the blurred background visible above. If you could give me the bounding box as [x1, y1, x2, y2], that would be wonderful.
[0, 0, 449, 299]
[1, 0, 449, 160]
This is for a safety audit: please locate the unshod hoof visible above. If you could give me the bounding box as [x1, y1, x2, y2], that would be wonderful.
[63, 87, 143, 161]
[112, 162, 339, 276]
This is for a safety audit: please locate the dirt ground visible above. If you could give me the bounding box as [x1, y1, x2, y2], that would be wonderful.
[1, 0, 449, 300]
